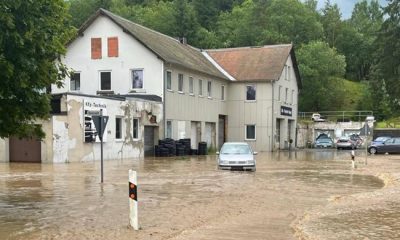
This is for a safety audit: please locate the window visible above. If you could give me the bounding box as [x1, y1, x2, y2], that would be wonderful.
[100, 71, 111, 90]
[278, 85, 282, 101]
[178, 73, 184, 92]
[246, 85, 256, 101]
[285, 88, 288, 103]
[285, 65, 288, 80]
[246, 125, 256, 140]
[207, 81, 212, 98]
[291, 90, 294, 104]
[91, 38, 102, 59]
[166, 71, 172, 90]
[199, 79, 203, 96]
[288, 66, 291, 80]
[132, 69, 143, 89]
[107, 37, 118, 57]
[221, 85, 225, 101]
[70, 72, 80, 91]
[166, 120, 172, 138]
[133, 118, 139, 140]
[189, 77, 194, 94]
[115, 117, 122, 140]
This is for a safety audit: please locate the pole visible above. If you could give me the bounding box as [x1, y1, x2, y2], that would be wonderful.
[365, 120, 368, 165]
[100, 109, 104, 183]
[129, 170, 139, 230]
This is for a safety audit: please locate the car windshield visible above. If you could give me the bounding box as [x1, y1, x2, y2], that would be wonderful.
[318, 139, 332, 143]
[220, 144, 251, 154]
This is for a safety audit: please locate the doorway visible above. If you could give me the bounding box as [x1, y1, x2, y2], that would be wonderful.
[9, 137, 41, 163]
[218, 115, 227, 149]
[144, 126, 158, 157]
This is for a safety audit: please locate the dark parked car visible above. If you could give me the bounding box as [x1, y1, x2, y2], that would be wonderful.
[371, 136, 392, 146]
[368, 137, 400, 154]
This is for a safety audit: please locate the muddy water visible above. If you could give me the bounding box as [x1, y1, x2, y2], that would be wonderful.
[0, 150, 384, 240]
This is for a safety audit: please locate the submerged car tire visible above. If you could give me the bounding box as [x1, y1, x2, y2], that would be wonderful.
[369, 147, 377, 154]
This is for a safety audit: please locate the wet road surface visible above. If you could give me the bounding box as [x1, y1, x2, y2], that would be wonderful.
[0, 150, 386, 239]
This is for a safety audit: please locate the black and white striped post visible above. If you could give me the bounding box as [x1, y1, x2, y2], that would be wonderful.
[129, 170, 139, 230]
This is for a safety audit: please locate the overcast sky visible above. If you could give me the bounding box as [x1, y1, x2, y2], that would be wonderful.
[315, 0, 387, 19]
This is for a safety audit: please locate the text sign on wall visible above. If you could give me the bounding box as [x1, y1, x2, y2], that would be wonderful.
[280, 106, 292, 116]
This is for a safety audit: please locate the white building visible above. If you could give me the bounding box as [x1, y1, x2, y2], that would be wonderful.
[0, 9, 302, 163]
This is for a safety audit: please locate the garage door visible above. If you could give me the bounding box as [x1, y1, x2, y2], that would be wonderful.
[9, 137, 41, 163]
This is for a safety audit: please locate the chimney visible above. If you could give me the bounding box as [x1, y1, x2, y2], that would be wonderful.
[179, 37, 187, 45]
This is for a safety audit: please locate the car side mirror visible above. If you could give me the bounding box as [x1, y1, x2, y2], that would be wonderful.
[216, 151, 220, 155]
[253, 152, 258, 155]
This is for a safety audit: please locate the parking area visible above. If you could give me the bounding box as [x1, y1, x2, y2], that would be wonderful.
[0, 150, 387, 239]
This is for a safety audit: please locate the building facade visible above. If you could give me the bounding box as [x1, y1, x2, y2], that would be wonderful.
[0, 9, 302, 163]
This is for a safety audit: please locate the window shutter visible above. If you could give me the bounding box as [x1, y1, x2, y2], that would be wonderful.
[91, 38, 102, 59]
[108, 37, 119, 57]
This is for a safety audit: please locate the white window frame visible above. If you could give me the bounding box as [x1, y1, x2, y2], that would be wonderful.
[178, 73, 184, 93]
[199, 79, 203, 97]
[291, 90, 294, 104]
[278, 85, 282, 101]
[285, 88, 288, 103]
[246, 85, 256, 101]
[221, 85, 225, 101]
[132, 118, 140, 140]
[288, 66, 291, 81]
[70, 72, 81, 91]
[99, 71, 112, 91]
[166, 71, 172, 91]
[207, 80, 212, 98]
[166, 120, 172, 139]
[245, 124, 256, 141]
[115, 117, 123, 141]
[285, 65, 289, 81]
[189, 76, 194, 95]
[131, 68, 144, 89]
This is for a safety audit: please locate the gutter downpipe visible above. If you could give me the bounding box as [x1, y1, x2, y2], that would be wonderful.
[162, 63, 166, 138]
[271, 80, 275, 152]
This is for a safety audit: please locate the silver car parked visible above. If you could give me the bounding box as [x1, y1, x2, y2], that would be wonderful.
[217, 142, 257, 171]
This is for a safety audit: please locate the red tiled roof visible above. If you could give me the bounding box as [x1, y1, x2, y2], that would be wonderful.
[206, 45, 292, 81]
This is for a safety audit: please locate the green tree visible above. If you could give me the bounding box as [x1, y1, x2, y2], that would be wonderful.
[260, 0, 324, 45]
[0, 0, 74, 138]
[297, 41, 346, 111]
[370, 0, 400, 117]
[336, 0, 383, 81]
[68, 0, 112, 28]
[320, 0, 342, 48]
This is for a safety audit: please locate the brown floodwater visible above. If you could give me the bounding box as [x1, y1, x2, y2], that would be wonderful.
[0, 150, 386, 240]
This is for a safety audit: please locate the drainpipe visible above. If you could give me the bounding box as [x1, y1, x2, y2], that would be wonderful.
[163, 63, 166, 138]
[271, 80, 275, 152]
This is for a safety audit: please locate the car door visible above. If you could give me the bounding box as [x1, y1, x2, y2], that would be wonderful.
[392, 138, 400, 153]
[380, 139, 395, 153]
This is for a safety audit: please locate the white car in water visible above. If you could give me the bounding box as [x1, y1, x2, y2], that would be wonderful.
[217, 142, 257, 171]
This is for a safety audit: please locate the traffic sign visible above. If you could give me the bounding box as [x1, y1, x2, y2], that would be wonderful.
[92, 116, 109, 140]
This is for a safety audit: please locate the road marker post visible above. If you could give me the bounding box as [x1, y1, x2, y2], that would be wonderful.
[129, 170, 139, 230]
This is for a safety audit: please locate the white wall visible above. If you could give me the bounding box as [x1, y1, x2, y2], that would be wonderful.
[53, 16, 164, 98]
[165, 65, 229, 148]
[47, 94, 163, 162]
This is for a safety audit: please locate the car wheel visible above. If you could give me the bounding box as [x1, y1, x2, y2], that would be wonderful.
[369, 147, 377, 154]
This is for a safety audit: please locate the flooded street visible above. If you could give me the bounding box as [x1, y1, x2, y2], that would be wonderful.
[0, 150, 394, 240]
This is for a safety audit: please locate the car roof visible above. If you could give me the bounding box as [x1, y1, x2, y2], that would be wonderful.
[222, 142, 249, 145]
